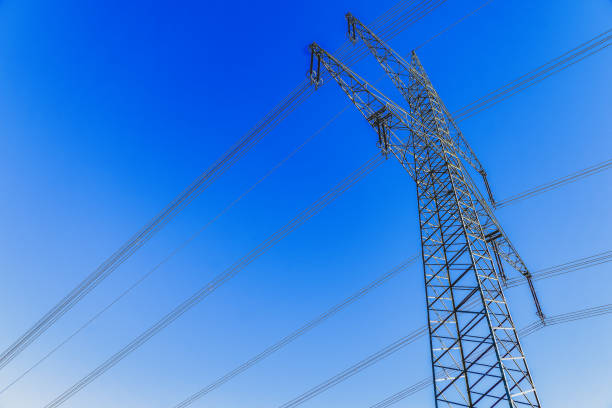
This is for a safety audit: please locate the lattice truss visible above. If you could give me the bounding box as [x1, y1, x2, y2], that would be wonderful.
[309, 14, 543, 408]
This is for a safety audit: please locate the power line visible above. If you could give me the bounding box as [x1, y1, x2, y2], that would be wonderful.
[368, 0, 417, 31]
[419, 28, 612, 209]
[520, 304, 612, 335]
[0, 106, 349, 397]
[51, 16, 608, 408]
[324, 0, 451, 81]
[543, 303, 612, 326]
[269, 265, 608, 408]
[164, 247, 611, 408]
[231, 13, 610, 408]
[495, 158, 612, 208]
[414, 0, 495, 51]
[378, 0, 449, 41]
[270, 298, 480, 408]
[2, 0, 481, 397]
[42, 154, 386, 408]
[0, 80, 314, 372]
[349, 20, 612, 217]
[506, 250, 612, 288]
[276, 326, 428, 408]
[343, 0, 450, 69]
[35, 9, 608, 404]
[18, 4, 608, 404]
[0, 0, 453, 394]
[0, 0, 443, 373]
[170, 257, 418, 408]
[46, 238, 605, 408]
[361, 303, 612, 408]
[326, 18, 546, 403]
[368, 377, 432, 408]
[453, 28, 612, 122]
[39, 241, 610, 407]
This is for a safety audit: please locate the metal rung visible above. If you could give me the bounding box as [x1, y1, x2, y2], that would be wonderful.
[431, 320, 457, 324]
[425, 274, 449, 279]
[502, 356, 525, 361]
[493, 327, 516, 331]
[511, 388, 536, 397]
[484, 298, 505, 304]
[435, 375, 465, 382]
[428, 255, 446, 261]
[472, 252, 490, 260]
[433, 346, 460, 351]
[477, 274, 499, 281]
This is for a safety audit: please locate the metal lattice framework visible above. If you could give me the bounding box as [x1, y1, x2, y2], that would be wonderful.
[309, 15, 543, 408]
[345, 14, 544, 320]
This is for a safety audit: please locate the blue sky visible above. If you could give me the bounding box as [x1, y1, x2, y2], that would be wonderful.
[0, 0, 611, 407]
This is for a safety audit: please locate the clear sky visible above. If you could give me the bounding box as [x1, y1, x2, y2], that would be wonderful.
[0, 1, 611, 407]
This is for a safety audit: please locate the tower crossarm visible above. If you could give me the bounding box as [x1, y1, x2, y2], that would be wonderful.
[309, 37, 542, 408]
[309, 42, 480, 183]
[463, 164, 545, 320]
[345, 13, 544, 320]
[309, 42, 422, 179]
[346, 12, 496, 206]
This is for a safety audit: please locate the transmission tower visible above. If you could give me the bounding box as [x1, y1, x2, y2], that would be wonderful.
[309, 14, 544, 408]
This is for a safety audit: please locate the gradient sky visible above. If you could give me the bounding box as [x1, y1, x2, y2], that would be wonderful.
[0, 1, 611, 407]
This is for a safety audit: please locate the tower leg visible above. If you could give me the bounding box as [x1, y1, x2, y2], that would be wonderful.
[411, 86, 541, 407]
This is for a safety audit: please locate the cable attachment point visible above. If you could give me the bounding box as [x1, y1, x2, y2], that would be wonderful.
[308, 43, 324, 89]
[479, 170, 496, 208]
[368, 106, 391, 158]
[345, 12, 357, 43]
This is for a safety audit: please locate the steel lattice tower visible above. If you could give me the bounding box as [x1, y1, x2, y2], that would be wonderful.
[308, 14, 543, 408]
